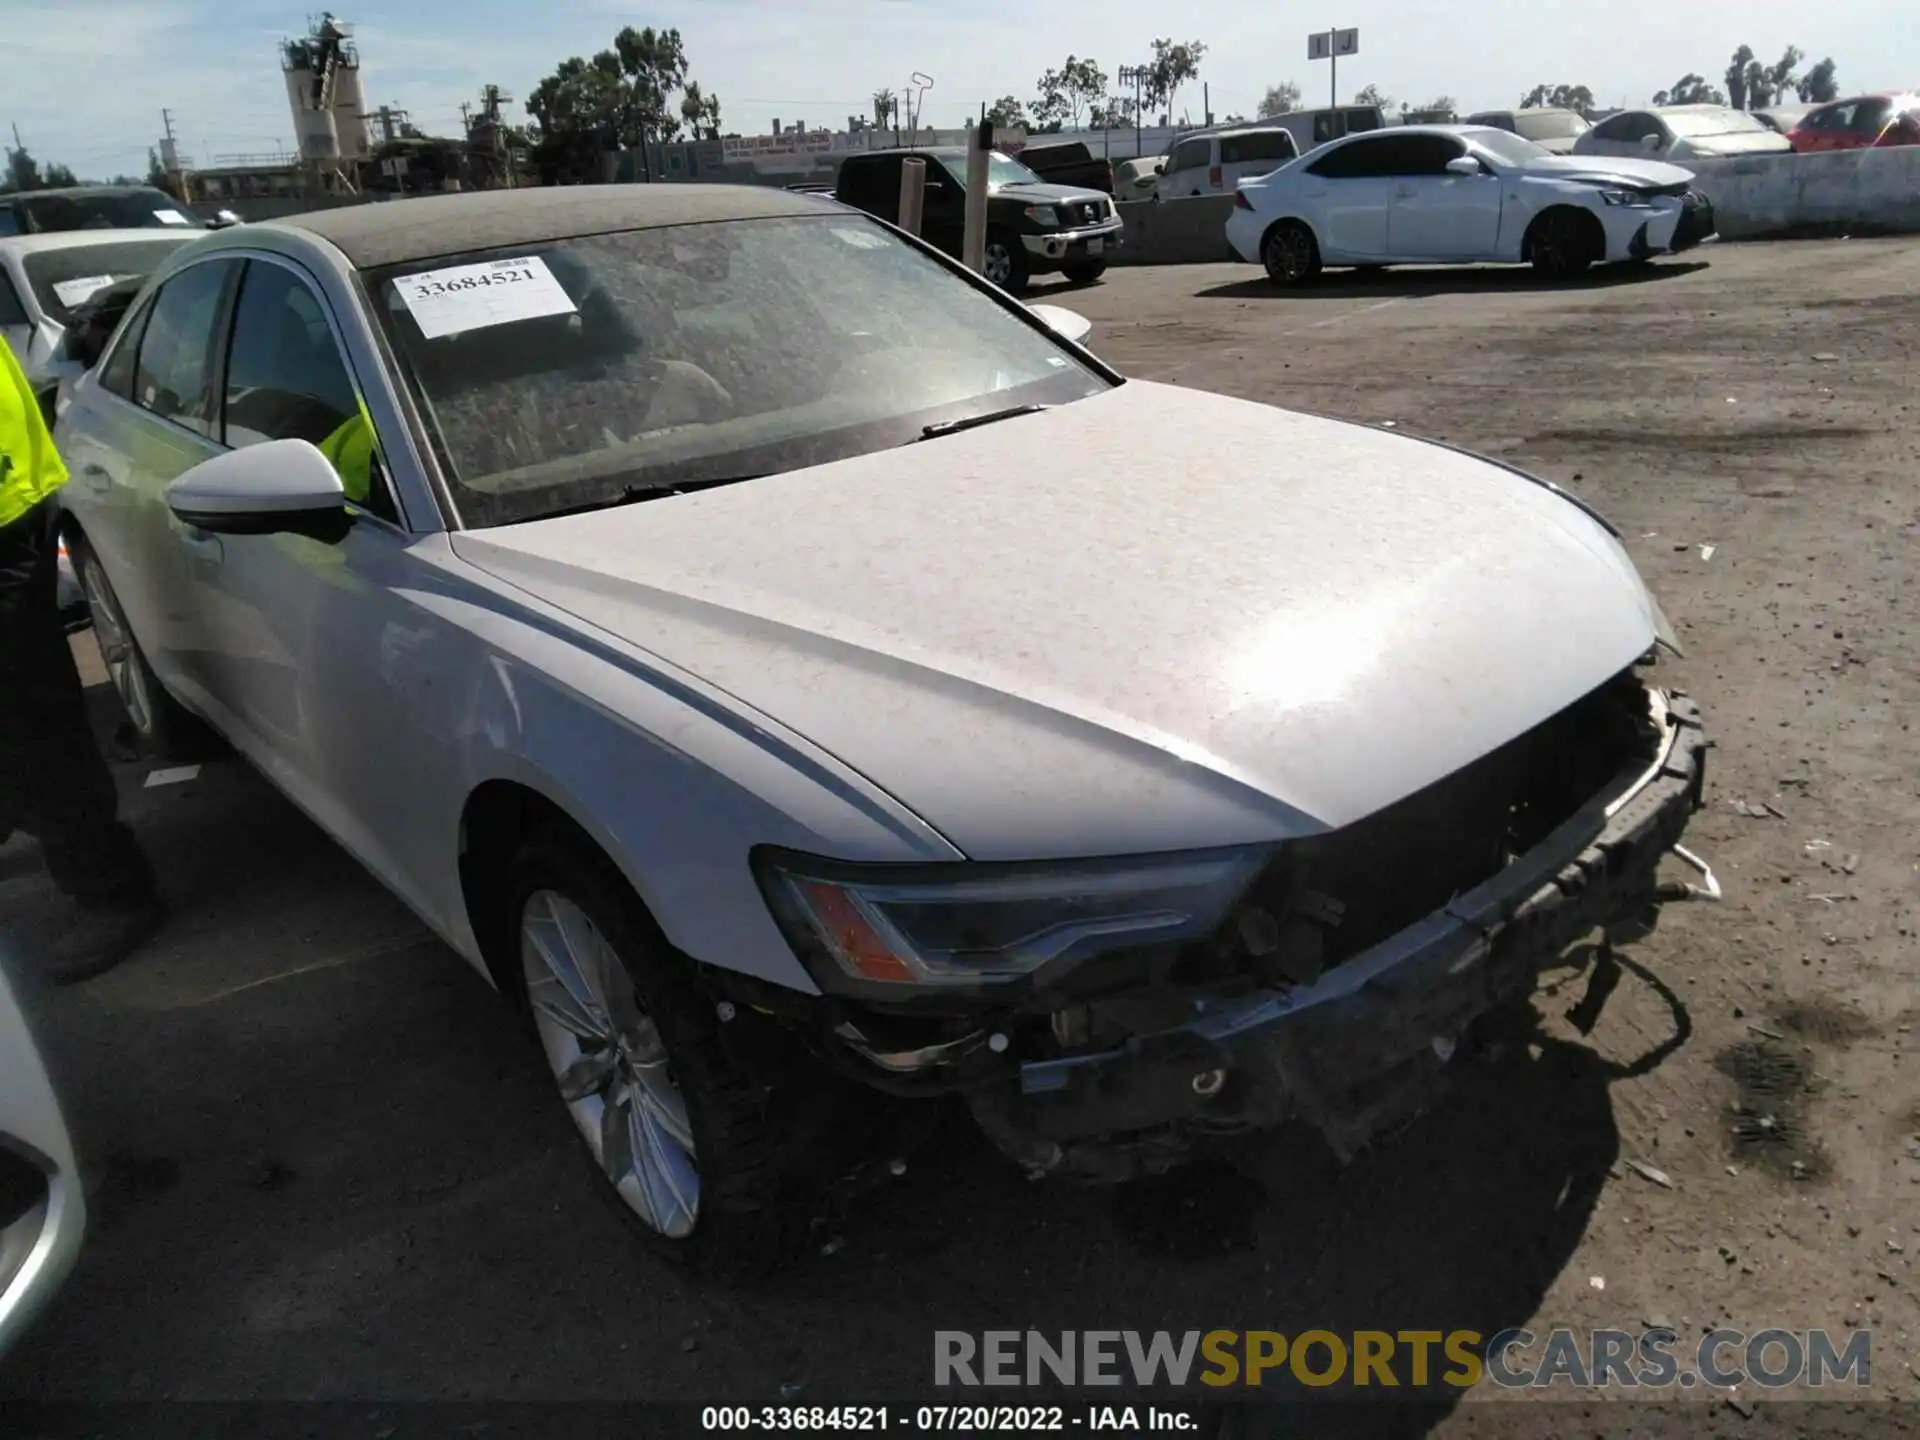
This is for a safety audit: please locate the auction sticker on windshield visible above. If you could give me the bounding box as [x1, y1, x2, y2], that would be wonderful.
[394, 255, 578, 340]
[51, 275, 117, 307]
[153, 209, 192, 225]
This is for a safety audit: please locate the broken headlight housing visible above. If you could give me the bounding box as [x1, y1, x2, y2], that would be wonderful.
[754, 846, 1267, 997]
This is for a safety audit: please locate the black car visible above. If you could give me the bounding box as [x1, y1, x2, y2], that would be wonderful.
[833, 147, 1122, 293]
[0, 186, 206, 238]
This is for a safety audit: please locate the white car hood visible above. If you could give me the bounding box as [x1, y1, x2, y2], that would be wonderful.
[452, 384, 1661, 861]
[1677, 130, 1792, 157]
[1524, 154, 1696, 187]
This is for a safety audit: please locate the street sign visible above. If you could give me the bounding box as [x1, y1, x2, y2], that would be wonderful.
[1308, 28, 1359, 60]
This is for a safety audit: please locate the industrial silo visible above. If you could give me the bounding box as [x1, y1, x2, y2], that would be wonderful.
[281, 14, 360, 163]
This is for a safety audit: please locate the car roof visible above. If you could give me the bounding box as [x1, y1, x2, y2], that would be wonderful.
[1332, 123, 1502, 139]
[265, 184, 841, 270]
[8, 184, 176, 201]
[0, 228, 194, 256]
[1650, 103, 1741, 113]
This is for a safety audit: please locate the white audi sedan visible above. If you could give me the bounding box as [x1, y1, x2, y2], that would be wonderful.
[1227, 124, 1715, 285]
[1, 963, 86, 1359]
[54, 187, 1707, 1276]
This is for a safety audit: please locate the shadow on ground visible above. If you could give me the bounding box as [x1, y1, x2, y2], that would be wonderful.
[1195, 259, 1711, 301]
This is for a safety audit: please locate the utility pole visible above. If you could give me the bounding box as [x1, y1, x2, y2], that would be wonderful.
[1118, 64, 1148, 159]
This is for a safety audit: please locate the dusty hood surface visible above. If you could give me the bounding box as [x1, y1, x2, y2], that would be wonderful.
[1524, 154, 1697, 188]
[452, 384, 1661, 861]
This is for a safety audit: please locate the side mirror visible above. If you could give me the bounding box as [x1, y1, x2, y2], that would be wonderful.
[1642, 133, 1663, 151]
[1445, 156, 1484, 176]
[167, 438, 351, 543]
[1026, 302, 1093, 347]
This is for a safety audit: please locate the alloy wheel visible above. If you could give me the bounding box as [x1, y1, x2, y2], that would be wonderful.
[983, 243, 1013, 286]
[1267, 226, 1313, 283]
[76, 554, 153, 739]
[521, 889, 700, 1238]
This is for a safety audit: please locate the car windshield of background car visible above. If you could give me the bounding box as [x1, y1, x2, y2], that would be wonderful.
[19, 191, 203, 233]
[1469, 130, 1552, 166]
[1666, 109, 1769, 137]
[22, 239, 192, 324]
[984, 152, 1045, 187]
[1514, 110, 1589, 141]
[370, 213, 1111, 528]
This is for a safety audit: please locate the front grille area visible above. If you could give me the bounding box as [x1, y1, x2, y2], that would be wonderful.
[1183, 667, 1662, 991]
[1073, 200, 1106, 225]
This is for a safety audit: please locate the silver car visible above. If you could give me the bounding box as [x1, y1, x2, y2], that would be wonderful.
[52, 186, 1707, 1276]
[1, 963, 86, 1358]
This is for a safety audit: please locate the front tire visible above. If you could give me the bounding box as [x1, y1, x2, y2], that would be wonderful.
[1261, 220, 1321, 286]
[69, 533, 217, 761]
[1062, 260, 1107, 285]
[508, 830, 802, 1280]
[982, 232, 1030, 295]
[1527, 207, 1599, 280]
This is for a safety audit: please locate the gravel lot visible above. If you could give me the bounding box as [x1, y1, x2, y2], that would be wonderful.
[3, 239, 1918, 1434]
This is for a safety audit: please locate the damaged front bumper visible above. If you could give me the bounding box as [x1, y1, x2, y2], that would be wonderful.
[959, 687, 1709, 1181]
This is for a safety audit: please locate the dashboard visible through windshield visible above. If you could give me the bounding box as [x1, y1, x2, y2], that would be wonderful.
[369, 212, 1109, 527]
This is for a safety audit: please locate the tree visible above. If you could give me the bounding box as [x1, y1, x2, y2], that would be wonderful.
[1258, 81, 1301, 117]
[1520, 83, 1597, 115]
[1798, 58, 1839, 103]
[984, 95, 1029, 130]
[872, 88, 898, 130]
[679, 80, 722, 140]
[613, 25, 690, 146]
[1652, 75, 1726, 106]
[1413, 95, 1458, 117]
[1033, 56, 1107, 131]
[4, 146, 44, 192]
[1726, 45, 1755, 109]
[1352, 83, 1391, 110]
[1087, 95, 1135, 129]
[1763, 46, 1803, 108]
[1146, 38, 1206, 125]
[43, 162, 77, 188]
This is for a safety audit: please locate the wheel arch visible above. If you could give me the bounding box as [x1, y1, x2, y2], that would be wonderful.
[1521, 203, 1605, 261]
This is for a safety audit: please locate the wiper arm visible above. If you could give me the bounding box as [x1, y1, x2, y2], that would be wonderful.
[918, 404, 1048, 441]
[538, 474, 769, 521]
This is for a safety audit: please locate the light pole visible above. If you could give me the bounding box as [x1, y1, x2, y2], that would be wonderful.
[1117, 64, 1149, 159]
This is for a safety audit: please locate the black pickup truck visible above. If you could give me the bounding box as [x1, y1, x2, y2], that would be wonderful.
[1017, 139, 1115, 194]
[833, 146, 1122, 294]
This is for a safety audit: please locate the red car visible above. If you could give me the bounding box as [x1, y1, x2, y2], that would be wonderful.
[1788, 93, 1920, 151]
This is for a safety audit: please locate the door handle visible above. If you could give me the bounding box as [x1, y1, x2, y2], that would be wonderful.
[80, 462, 114, 493]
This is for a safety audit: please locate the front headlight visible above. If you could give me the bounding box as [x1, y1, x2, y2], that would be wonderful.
[1025, 205, 1060, 226]
[1598, 188, 1651, 207]
[755, 846, 1267, 994]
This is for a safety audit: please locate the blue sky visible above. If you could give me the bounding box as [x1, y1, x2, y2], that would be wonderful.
[7, 0, 1909, 179]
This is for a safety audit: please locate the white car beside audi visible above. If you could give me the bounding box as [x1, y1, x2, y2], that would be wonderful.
[51, 186, 1706, 1277]
[1227, 124, 1716, 284]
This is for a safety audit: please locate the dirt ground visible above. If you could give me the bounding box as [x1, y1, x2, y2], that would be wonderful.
[3, 239, 1919, 1436]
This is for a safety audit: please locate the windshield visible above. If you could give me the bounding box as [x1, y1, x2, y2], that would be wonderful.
[370, 213, 1110, 527]
[1471, 130, 1553, 166]
[1665, 108, 1768, 138]
[1514, 110, 1590, 141]
[18, 190, 203, 234]
[21, 238, 194, 324]
[935, 152, 1045, 188]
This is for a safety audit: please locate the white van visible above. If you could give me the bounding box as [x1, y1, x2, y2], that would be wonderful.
[1261, 105, 1389, 156]
[1153, 126, 1300, 199]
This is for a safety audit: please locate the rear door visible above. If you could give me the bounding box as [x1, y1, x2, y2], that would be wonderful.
[58, 256, 241, 710]
[1299, 135, 1399, 258]
[1158, 136, 1215, 197]
[1386, 134, 1503, 259]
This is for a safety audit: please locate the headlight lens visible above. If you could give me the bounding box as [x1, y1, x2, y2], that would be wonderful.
[1025, 205, 1060, 226]
[756, 847, 1266, 992]
[1598, 188, 1652, 207]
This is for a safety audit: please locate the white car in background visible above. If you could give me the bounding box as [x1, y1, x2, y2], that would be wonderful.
[1462, 107, 1593, 155]
[0, 964, 86, 1359]
[1572, 105, 1792, 161]
[1227, 124, 1716, 285]
[1155, 125, 1300, 199]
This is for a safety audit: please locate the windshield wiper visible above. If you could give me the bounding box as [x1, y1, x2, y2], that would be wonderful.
[917, 404, 1048, 441]
[537, 474, 770, 521]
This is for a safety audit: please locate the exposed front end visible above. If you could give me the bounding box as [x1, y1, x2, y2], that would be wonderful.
[748, 669, 1708, 1180]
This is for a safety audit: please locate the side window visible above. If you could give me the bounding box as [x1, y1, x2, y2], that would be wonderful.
[132, 259, 236, 435]
[1345, 108, 1382, 134]
[1308, 136, 1401, 179]
[1170, 138, 1212, 172]
[1221, 131, 1296, 165]
[835, 160, 874, 209]
[222, 261, 394, 521]
[0, 206, 19, 239]
[1625, 113, 1662, 143]
[98, 296, 155, 400]
[1590, 113, 1636, 142]
[1394, 135, 1468, 175]
[1853, 101, 1891, 135]
[0, 272, 25, 326]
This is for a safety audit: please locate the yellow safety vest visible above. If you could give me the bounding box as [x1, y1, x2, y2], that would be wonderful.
[0, 341, 68, 529]
[316, 402, 374, 507]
